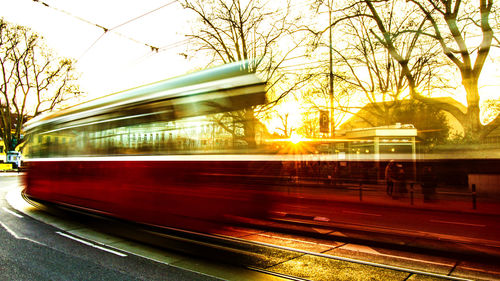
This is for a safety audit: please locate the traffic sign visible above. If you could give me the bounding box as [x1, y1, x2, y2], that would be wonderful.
[320, 110, 329, 133]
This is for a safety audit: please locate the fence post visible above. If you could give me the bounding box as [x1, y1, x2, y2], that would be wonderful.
[410, 183, 414, 205]
[472, 184, 477, 210]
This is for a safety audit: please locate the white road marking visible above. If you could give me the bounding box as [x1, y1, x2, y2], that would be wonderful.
[56, 231, 127, 257]
[0, 221, 46, 246]
[2, 207, 23, 218]
[342, 210, 381, 217]
[429, 219, 486, 227]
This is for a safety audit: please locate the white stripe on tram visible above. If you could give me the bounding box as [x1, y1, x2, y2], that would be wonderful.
[24, 153, 415, 162]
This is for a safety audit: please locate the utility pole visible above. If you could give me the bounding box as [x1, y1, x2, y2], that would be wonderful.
[328, 1, 335, 139]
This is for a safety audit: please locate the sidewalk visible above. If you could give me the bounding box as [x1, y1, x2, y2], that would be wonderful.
[267, 180, 500, 259]
[281, 179, 500, 216]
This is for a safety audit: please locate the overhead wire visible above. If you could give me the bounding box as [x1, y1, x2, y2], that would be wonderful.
[121, 0, 320, 56]
[152, 1, 320, 55]
[30, 0, 326, 68]
[31, 0, 178, 60]
[109, 0, 177, 31]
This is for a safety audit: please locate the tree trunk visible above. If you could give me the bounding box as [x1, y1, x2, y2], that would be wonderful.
[457, 66, 482, 143]
[243, 108, 257, 148]
[463, 78, 482, 143]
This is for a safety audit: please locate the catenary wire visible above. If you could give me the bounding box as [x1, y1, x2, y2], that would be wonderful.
[30, 0, 177, 60]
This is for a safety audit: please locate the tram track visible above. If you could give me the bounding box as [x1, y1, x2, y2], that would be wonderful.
[246, 267, 312, 281]
[118, 224, 473, 281]
[227, 209, 500, 262]
[17, 196, 476, 281]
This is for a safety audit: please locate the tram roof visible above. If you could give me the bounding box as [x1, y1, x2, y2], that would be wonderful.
[24, 61, 266, 133]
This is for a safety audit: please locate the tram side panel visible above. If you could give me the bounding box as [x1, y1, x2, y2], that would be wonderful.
[24, 159, 278, 232]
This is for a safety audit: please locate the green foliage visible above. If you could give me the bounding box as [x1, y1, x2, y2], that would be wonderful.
[392, 101, 450, 146]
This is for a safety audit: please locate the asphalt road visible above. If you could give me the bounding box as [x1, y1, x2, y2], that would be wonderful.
[0, 175, 219, 281]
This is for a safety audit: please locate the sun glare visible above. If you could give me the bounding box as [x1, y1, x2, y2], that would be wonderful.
[290, 132, 302, 144]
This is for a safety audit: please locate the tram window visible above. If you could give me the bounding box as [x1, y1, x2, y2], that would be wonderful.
[26, 109, 262, 158]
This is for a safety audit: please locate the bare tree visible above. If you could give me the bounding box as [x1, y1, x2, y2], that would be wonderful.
[304, 0, 439, 137]
[180, 0, 310, 147]
[298, 74, 350, 136]
[335, 2, 447, 128]
[361, 0, 498, 142]
[0, 19, 79, 162]
[297, 110, 319, 138]
[483, 99, 500, 125]
[275, 112, 295, 138]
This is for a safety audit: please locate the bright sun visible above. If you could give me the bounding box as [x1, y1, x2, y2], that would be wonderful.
[290, 132, 302, 144]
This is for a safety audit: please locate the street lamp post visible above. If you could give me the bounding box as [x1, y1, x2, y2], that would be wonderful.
[328, 1, 335, 139]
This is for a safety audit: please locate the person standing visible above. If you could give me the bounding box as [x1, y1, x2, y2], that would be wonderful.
[394, 162, 407, 198]
[421, 165, 437, 202]
[385, 160, 396, 196]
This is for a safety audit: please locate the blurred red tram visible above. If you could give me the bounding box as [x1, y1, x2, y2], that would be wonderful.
[22, 61, 500, 239]
[22, 62, 284, 232]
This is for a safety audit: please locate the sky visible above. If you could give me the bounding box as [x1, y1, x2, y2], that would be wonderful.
[1, 0, 202, 99]
[0, 0, 307, 135]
